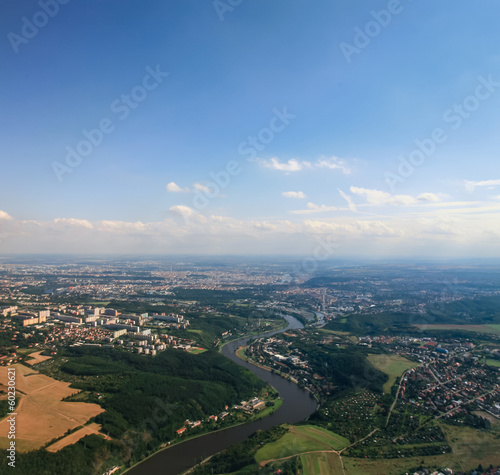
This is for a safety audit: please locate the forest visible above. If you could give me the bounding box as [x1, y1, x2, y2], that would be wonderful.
[0, 346, 266, 474]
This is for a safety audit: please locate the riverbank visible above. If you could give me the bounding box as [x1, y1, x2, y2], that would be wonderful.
[121, 386, 282, 475]
[216, 318, 288, 353]
[124, 315, 317, 475]
[235, 344, 300, 384]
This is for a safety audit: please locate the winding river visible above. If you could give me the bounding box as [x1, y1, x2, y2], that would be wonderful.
[127, 316, 318, 475]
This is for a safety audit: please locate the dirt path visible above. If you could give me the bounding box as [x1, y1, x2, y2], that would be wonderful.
[260, 449, 342, 465]
[260, 427, 379, 474]
[386, 370, 408, 426]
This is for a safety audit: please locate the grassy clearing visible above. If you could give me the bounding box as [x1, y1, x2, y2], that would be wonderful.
[440, 422, 500, 471]
[486, 358, 500, 367]
[413, 324, 500, 335]
[472, 411, 500, 426]
[367, 354, 419, 394]
[16, 348, 36, 356]
[253, 398, 283, 421]
[301, 451, 343, 475]
[343, 454, 452, 475]
[187, 348, 207, 354]
[235, 346, 249, 362]
[319, 328, 358, 343]
[255, 425, 349, 463]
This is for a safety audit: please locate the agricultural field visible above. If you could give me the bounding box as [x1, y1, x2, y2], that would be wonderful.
[255, 424, 349, 465]
[301, 451, 344, 475]
[25, 350, 53, 366]
[0, 364, 104, 451]
[413, 324, 500, 335]
[45, 423, 109, 452]
[367, 354, 419, 394]
[343, 454, 452, 475]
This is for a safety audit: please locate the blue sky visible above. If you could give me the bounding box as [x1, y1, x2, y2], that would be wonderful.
[1, 0, 500, 257]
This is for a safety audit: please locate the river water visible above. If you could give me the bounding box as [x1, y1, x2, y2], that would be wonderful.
[127, 316, 318, 475]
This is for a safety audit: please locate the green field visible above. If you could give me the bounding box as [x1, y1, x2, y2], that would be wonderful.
[255, 425, 349, 464]
[301, 451, 344, 475]
[253, 398, 283, 421]
[318, 328, 358, 343]
[486, 358, 500, 367]
[235, 346, 249, 361]
[187, 348, 207, 354]
[413, 324, 500, 335]
[367, 354, 419, 394]
[343, 454, 452, 475]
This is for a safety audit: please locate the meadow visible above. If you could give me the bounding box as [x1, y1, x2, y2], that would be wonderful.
[367, 354, 419, 394]
[255, 424, 349, 464]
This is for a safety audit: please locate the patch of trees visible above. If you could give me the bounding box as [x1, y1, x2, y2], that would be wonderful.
[324, 312, 415, 336]
[0, 434, 122, 475]
[291, 340, 387, 394]
[59, 346, 265, 443]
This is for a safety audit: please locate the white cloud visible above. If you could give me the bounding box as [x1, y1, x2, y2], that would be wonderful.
[260, 157, 303, 172]
[282, 191, 306, 199]
[291, 202, 338, 214]
[0, 210, 13, 220]
[350, 187, 397, 205]
[465, 179, 500, 193]
[417, 193, 441, 203]
[193, 183, 213, 193]
[166, 182, 185, 192]
[257, 155, 351, 174]
[169, 205, 198, 218]
[98, 220, 146, 233]
[2, 201, 500, 257]
[315, 156, 351, 174]
[53, 218, 93, 229]
[350, 187, 441, 206]
[338, 189, 357, 212]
